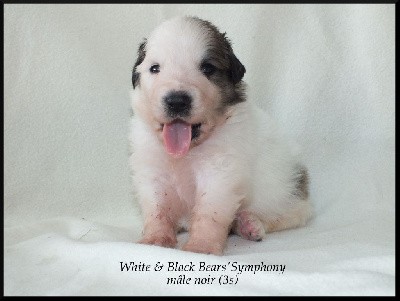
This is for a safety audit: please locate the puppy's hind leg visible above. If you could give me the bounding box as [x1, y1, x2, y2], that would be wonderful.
[232, 210, 266, 242]
[233, 199, 312, 241]
[262, 199, 313, 234]
[262, 166, 313, 233]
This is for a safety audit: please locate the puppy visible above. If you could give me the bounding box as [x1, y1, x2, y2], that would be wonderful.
[129, 16, 312, 255]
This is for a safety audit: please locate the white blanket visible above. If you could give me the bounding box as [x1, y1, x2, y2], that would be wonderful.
[4, 4, 395, 296]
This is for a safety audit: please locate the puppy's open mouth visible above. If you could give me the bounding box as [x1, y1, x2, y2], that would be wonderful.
[161, 120, 201, 158]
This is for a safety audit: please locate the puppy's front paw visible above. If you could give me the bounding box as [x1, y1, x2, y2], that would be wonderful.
[182, 240, 223, 255]
[139, 233, 177, 248]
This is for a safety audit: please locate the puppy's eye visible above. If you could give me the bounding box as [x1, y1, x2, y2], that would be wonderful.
[200, 63, 216, 76]
[150, 64, 160, 74]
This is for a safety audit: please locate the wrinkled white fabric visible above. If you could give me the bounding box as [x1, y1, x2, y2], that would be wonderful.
[4, 4, 394, 296]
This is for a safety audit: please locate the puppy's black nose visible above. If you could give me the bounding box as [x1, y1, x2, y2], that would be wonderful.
[164, 91, 192, 117]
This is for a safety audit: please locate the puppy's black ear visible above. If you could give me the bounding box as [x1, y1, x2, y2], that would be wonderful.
[228, 51, 246, 84]
[132, 39, 147, 89]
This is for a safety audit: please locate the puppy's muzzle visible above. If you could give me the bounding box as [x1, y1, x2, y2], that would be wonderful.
[163, 91, 192, 118]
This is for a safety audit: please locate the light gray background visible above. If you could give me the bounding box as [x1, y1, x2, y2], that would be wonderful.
[4, 4, 395, 296]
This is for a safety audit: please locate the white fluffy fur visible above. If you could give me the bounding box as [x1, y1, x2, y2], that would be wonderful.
[129, 16, 312, 255]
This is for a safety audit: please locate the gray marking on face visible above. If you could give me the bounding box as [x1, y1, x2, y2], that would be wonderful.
[132, 39, 147, 89]
[189, 17, 247, 109]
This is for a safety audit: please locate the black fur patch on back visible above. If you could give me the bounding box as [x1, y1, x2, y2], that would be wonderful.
[293, 166, 309, 200]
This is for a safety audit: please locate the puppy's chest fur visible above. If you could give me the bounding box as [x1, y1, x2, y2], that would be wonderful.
[130, 120, 212, 209]
[163, 157, 198, 208]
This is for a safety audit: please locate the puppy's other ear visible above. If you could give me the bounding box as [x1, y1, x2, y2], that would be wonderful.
[132, 39, 147, 89]
[229, 51, 246, 84]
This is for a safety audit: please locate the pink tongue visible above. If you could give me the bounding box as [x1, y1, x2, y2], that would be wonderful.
[162, 120, 192, 158]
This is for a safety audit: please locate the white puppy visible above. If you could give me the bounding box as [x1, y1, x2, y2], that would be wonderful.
[129, 16, 312, 255]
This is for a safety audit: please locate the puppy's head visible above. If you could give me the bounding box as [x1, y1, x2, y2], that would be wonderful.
[132, 16, 246, 158]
